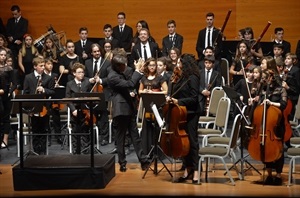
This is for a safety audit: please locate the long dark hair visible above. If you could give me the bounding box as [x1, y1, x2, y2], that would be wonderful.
[180, 53, 200, 78]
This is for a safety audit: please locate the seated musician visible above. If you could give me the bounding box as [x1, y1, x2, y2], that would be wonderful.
[65, 62, 99, 154]
[23, 57, 55, 155]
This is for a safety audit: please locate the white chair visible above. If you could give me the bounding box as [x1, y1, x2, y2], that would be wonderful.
[15, 114, 30, 157]
[198, 96, 231, 147]
[290, 95, 300, 138]
[286, 147, 300, 186]
[136, 98, 145, 136]
[67, 107, 100, 154]
[221, 58, 230, 86]
[197, 114, 242, 186]
[198, 86, 226, 128]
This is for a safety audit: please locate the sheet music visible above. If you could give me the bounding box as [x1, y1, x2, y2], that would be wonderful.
[150, 103, 164, 128]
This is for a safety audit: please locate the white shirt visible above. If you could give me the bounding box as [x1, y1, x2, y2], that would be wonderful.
[141, 42, 151, 60]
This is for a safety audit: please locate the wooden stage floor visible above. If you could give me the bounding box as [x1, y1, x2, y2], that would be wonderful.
[0, 162, 299, 197]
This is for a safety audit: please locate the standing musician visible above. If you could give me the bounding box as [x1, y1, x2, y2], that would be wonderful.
[84, 43, 112, 146]
[229, 40, 254, 86]
[43, 58, 63, 145]
[250, 57, 287, 186]
[23, 56, 55, 155]
[138, 57, 168, 156]
[165, 54, 200, 184]
[0, 48, 17, 149]
[242, 27, 263, 65]
[196, 12, 223, 62]
[65, 62, 100, 154]
[199, 55, 222, 116]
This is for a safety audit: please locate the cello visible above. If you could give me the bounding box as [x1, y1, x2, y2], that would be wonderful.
[247, 73, 283, 163]
[282, 69, 293, 142]
[160, 65, 190, 159]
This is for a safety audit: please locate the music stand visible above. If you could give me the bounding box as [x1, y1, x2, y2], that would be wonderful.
[222, 86, 261, 179]
[11, 94, 45, 166]
[140, 93, 172, 179]
[73, 92, 105, 154]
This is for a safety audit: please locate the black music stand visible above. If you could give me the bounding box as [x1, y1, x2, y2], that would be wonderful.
[51, 86, 66, 147]
[11, 94, 44, 166]
[222, 86, 261, 179]
[73, 92, 105, 154]
[140, 93, 172, 179]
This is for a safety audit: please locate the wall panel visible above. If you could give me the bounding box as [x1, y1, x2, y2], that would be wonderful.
[0, 0, 299, 55]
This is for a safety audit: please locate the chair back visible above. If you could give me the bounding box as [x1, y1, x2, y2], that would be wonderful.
[207, 87, 225, 116]
[221, 58, 230, 86]
[293, 95, 300, 121]
[214, 97, 231, 132]
[229, 114, 242, 149]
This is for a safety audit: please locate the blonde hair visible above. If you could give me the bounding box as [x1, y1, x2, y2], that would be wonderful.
[21, 34, 38, 57]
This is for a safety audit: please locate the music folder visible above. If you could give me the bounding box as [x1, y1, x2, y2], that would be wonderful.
[74, 92, 106, 111]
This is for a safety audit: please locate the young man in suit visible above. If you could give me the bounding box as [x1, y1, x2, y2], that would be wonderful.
[84, 43, 112, 146]
[162, 20, 184, 57]
[199, 55, 222, 116]
[99, 24, 119, 50]
[130, 28, 161, 68]
[112, 12, 133, 53]
[65, 62, 100, 154]
[107, 54, 150, 172]
[196, 12, 222, 62]
[6, 5, 28, 63]
[74, 27, 93, 64]
[23, 57, 55, 155]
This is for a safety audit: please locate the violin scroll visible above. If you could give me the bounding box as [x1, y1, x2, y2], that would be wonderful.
[170, 65, 182, 83]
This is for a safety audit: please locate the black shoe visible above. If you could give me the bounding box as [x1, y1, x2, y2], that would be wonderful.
[273, 177, 282, 186]
[141, 160, 150, 171]
[264, 176, 274, 185]
[176, 170, 194, 183]
[101, 140, 108, 146]
[108, 147, 117, 154]
[120, 165, 127, 172]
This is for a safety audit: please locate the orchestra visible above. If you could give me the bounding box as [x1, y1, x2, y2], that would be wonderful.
[0, 4, 299, 192]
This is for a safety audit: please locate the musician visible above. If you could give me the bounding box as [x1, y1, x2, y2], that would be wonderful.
[166, 54, 200, 183]
[65, 62, 100, 154]
[23, 57, 55, 155]
[157, 56, 172, 84]
[0, 48, 16, 149]
[196, 12, 223, 61]
[44, 58, 63, 145]
[138, 58, 168, 155]
[168, 47, 181, 72]
[74, 27, 93, 64]
[255, 57, 287, 185]
[6, 5, 28, 62]
[107, 54, 150, 172]
[18, 34, 40, 89]
[282, 53, 300, 121]
[41, 36, 60, 75]
[199, 55, 222, 116]
[271, 27, 291, 58]
[84, 43, 112, 146]
[161, 20, 184, 57]
[99, 24, 119, 50]
[112, 12, 133, 53]
[229, 40, 254, 86]
[272, 43, 284, 60]
[130, 28, 161, 68]
[242, 27, 263, 65]
[59, 40, 81, 87]
[132, 20, 156, 49]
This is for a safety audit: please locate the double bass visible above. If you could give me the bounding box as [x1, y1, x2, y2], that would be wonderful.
[247, 73, 283, 162]
[160, 66, 190, 159]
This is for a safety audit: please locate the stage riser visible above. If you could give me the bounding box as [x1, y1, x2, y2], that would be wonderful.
[12, 154, 115, 191]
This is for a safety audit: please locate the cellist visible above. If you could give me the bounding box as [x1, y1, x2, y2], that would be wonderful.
[252, 56, 287, 185]
[84, 43, 112, 146]
[165, 54, 200, 184]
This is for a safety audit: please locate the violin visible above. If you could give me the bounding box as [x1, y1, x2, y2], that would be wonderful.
[82, 109, 97, 126]
[52, 75, 66, 110]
